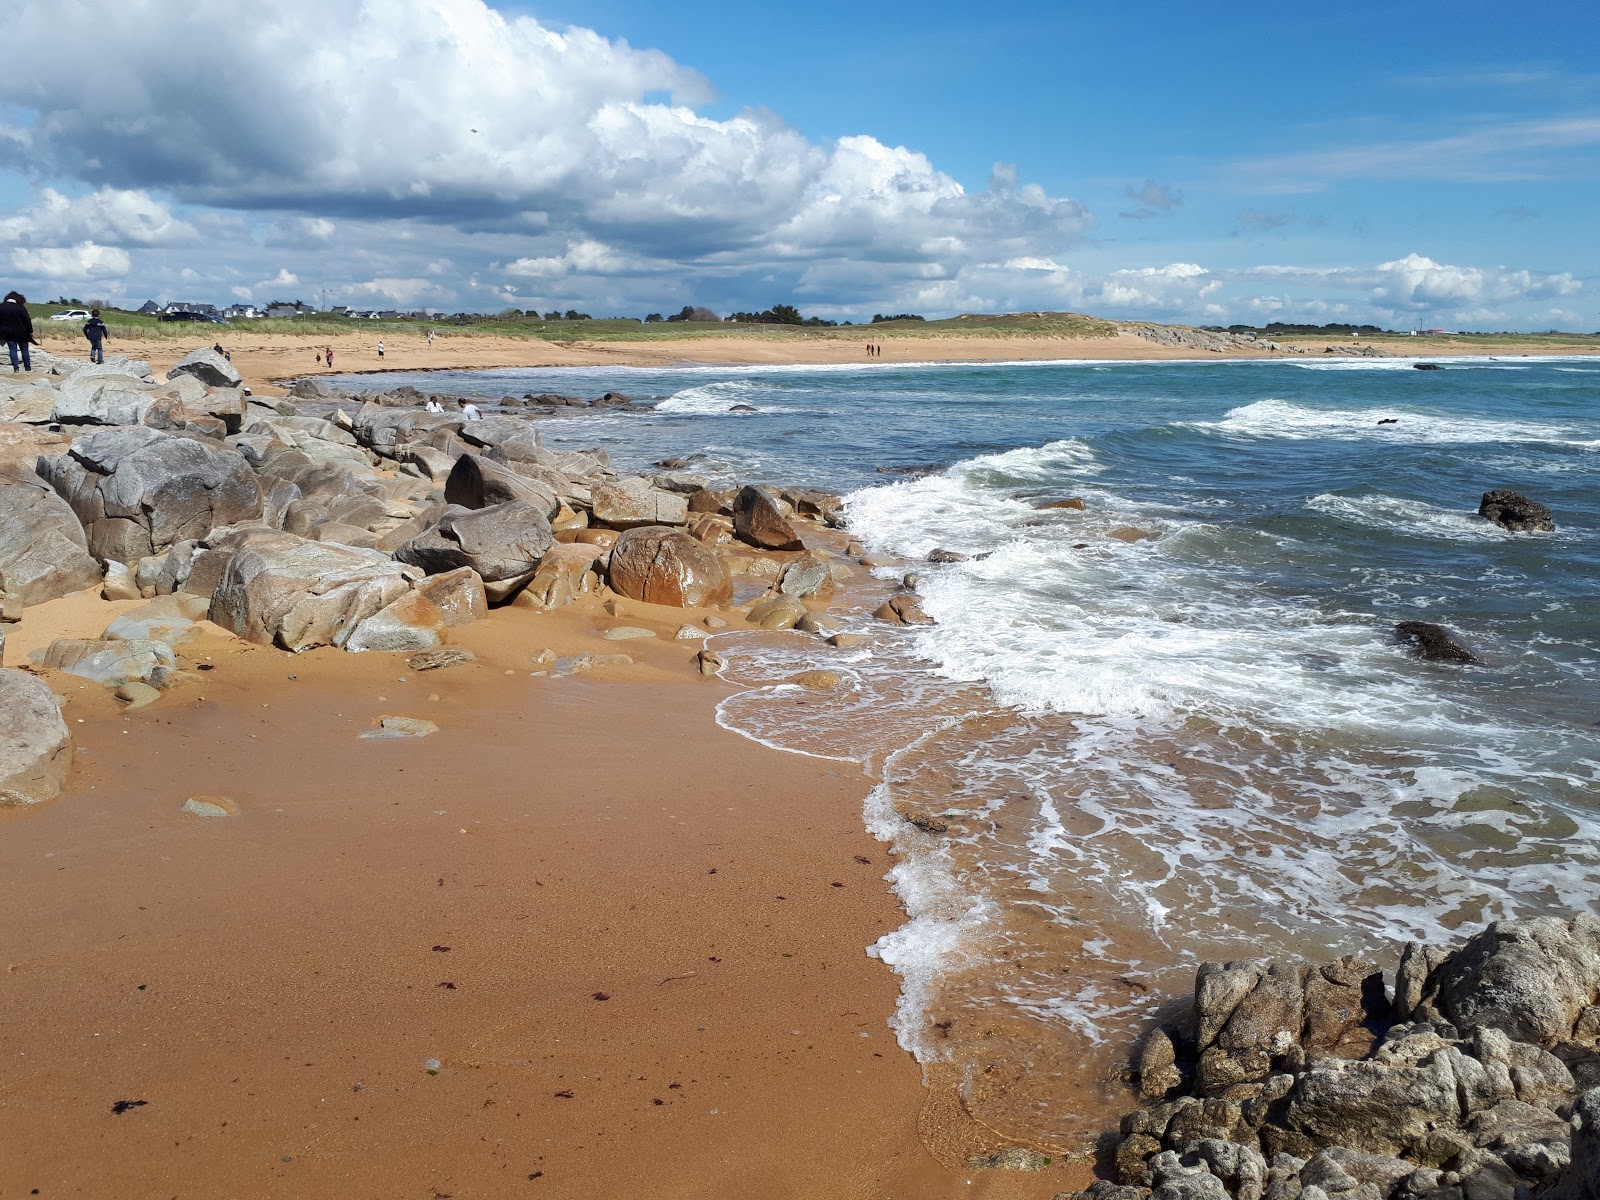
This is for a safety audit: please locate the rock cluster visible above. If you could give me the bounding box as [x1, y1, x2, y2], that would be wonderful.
[1058, 916, 1600, 1200]
[1129, 326, 1289, 354]
[1478, 491, 1555, 534]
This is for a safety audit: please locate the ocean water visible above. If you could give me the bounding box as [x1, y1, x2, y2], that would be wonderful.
[338, 355, 1600, 1146]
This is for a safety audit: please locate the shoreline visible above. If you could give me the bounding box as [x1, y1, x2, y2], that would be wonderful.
[36, 327, 1600, 397]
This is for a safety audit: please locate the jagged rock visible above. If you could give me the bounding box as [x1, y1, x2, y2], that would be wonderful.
[1407, 917, 1600, 1046]
[1546, 1087, 1599, 1200]
[402, 445, 458, 480]
[1394, 621, 1480, 664]
[590, 477, 690, 530]
[1478, 491, 1554, 533]
[351, 403, 459, 459]
[0, 466, 103, 606]
[731, 484, 803, 550]
[0, 668, 72, 806]
[1138, 1029, 1185, 1101]
[208, 530, 418, 652]
[0, 380, 59, 423]
[166, 347, 242, 390]
[392, 500, 553, 602]
[40, 426, 261, 564]
[607, 526, 732, 608]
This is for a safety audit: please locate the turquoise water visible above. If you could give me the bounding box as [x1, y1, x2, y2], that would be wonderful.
[341, 354, 1600, 1143]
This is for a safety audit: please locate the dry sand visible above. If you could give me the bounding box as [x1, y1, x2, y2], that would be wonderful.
[2, 581, 1091, 1198]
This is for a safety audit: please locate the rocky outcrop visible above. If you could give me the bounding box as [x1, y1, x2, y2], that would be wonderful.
[731, 484, 803, 551]
[1393, 621, 1479, 664]
[606, 526, 732, 608]
[1063, 916, 1600, 1200]
[1129, 325, 1283, 354]
[50, 370, 158, 425]
[0, 466, 103, 606]
[1478, 490, 1555, 533]
[40, 426, 261, 563]
[0, 668, 71, 806]
[443, 453, 559, 517]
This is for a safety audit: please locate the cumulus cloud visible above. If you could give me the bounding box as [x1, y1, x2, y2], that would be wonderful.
[12, 242, 132, 280]
[1241, 253, 1579, 311]
[0, 0, 1093, 313]
[0, 187, 196, 246]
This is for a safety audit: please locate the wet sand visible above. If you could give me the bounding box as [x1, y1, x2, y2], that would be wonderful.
[1, 589, 1091, 1198]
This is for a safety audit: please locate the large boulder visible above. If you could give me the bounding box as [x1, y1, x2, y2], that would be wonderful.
[51, 371, 157, 426]
[208, 530, 419, 652]
[443, 453, 559, 516]
[37, 636, 178, 689]
[731, 484, 803, 550]
[1478, 490, 1555, 533]
[0, 466, 103, 606]
[393, 500, 553, 602]
[166, 347, 242, 390]
[590, 476, 689, 530]
[607, 526, 732, 608]
[0, 668, 71, 806]
[518, 542, 606, 609]
[0, 379, 57, 423]
[1404, 916, 1600, 1046]
[351, 403, 459, 459]
[1393, 620, 1479, 664]
[341, 590, 444, 653]
[40, 426, 261, 564]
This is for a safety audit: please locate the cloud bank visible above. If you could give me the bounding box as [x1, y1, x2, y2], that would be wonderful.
[0, 0, 1581, 328]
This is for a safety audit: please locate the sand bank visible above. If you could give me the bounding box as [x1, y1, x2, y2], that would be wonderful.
[1, 582, 1090, 1198]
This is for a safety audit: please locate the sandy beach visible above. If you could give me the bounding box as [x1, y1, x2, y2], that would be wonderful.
[2, 559, 1090, 1197]
[36, 324, 1599, 399]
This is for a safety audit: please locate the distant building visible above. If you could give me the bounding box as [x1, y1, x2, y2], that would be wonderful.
[222, 303, 260, 319]
[137, 299, 162, 315]
[165, 301, 218, 316]
[263, 303, 302, 318]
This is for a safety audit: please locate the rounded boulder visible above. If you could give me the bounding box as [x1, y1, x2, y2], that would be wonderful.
[607, 526, 732, 608]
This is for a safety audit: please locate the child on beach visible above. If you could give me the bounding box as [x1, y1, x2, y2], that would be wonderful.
[325, 346, 334, 369]
[84, 309, 108, 364]
[457, 397, 483, 421]
[377, 340, 385, 359]
[0, 291, 38, 372]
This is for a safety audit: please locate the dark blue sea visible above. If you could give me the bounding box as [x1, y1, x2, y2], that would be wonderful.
[337, 353, 1600, 1144]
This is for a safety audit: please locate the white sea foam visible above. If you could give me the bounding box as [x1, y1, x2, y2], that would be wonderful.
[653, 379, 777, 414]
[1192, 397, 1588, 447]
[1305, 492, 1521, 542]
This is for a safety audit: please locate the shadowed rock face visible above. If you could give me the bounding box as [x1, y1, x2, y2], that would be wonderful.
[607, 526, 732, 608]
[40, 426, 262, 564]
[392, 500, 553, 601]
[1393, 620, 1479, 664]
[1478, 489, 1555, 533]
[0, 466, 103, 606]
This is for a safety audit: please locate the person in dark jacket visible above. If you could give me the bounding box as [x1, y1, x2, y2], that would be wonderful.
[84, 308, 109, 364]
[0, 291, 38, 372]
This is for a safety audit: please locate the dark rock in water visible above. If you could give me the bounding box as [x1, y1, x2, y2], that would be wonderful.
[592, 391, 632, 407]
[1394, 620, 1480, 664]
[1478, 489, 1555, 533]
[1412, 363, 1444, 370]
[875, 463, 944, 476]
[1377, 417, 1400, 425]
[927, 548, 969, 563]
[728, 404, 757, 412]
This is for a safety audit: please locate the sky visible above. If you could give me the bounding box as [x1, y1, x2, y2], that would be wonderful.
[1, 0, 1596, 329]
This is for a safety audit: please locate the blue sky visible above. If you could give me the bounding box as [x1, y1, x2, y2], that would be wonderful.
[1, 0, 1594, 328]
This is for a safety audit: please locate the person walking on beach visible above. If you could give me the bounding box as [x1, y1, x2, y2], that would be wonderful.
[325, 346, 334, 369]
[0, 291, 38, 372]
[84, 308, 108, 364]
[377, 340, 385, 359]
[427, 329, 435, 347]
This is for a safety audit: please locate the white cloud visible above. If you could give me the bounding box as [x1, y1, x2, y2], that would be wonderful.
[0, 187, 195, 246]
[11, 242, 131, 279]
[257, 268, 301, 290]
[1241, 253, 1579, 311]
